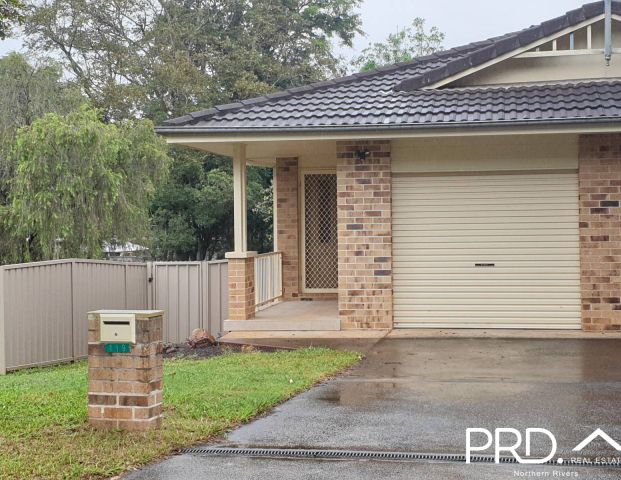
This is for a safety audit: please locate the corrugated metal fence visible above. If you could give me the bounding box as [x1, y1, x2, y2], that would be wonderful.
[0, 259, 228, 374]
[148, 261, 228, 344]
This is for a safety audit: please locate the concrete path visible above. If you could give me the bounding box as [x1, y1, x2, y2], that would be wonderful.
[125, 337, 621, 479]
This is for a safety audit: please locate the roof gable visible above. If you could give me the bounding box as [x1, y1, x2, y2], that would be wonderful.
[424, 15, 621, 89]
[158, 1, 621, 134]
[395, 1, 621, 91]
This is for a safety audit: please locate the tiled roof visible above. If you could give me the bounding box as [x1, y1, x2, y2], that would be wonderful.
[158, 1, 621, 133]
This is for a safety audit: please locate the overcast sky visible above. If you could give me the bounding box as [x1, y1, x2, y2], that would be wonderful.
[0, 0, 589, 59]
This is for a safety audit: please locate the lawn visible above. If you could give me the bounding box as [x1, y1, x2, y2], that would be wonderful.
[0, 348, 359, 480]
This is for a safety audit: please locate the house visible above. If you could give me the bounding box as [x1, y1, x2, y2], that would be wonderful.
[157, 1, 621, 333]
[103, 241, 149, 262]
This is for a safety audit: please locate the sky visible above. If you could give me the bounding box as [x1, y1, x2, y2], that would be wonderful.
[0, 0, 590, 59]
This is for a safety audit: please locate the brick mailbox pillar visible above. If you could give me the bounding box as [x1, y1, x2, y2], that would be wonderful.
[87, 310, 164, 431]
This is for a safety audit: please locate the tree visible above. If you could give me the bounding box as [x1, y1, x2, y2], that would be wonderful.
[9, 105, 170, 260]
[24, 0, 363, 122]
[0, 0, 23, 39]
[22, 0, 363, 260]
[0, 52, 82, 262]
[150, 150, 272, 260]
[353, 18, 444, 72]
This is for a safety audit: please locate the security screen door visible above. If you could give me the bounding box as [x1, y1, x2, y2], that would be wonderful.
[302, 172, 338, 293]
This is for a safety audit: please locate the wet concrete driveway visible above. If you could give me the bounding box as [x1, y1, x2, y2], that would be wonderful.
[126, 337, 621, 479]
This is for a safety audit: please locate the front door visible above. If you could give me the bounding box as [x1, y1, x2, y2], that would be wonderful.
[302, 171, 338, 293]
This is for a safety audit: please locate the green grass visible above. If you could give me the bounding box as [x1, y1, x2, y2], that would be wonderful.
[0, 348, 360, 480]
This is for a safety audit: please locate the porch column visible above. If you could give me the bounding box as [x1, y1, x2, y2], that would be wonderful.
[233, 144, 248, 253]
[337, 140, 393, 329]
[225, 144, 257, 320]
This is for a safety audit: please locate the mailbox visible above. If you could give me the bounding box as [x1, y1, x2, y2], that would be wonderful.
[99, 313, 136, 344]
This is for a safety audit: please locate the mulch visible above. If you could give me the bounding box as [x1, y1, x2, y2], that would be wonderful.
[162, 341, 291, 360]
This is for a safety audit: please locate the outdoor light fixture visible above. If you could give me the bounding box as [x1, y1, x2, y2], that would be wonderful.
[356, 149, 370, 160]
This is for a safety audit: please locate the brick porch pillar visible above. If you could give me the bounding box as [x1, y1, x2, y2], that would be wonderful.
[275, 157, 300, 299]
[226, 252, 257, 320]
[579, 134, 621, 331]
[336, 140, 393, 329]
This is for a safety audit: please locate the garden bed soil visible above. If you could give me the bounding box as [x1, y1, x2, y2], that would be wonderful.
[162, 341, 292, 359]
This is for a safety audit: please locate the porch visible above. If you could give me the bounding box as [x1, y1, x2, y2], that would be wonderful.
[221, 140, 392, 332]
[224, 300, 339, 332]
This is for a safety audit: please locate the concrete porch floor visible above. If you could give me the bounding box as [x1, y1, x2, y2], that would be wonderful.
[223, 300, 340, 332]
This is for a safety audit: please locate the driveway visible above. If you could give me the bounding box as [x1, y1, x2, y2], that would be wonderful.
[126, 337, 621, 479]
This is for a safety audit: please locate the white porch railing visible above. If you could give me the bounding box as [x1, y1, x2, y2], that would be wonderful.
[254, 252, 283, 309]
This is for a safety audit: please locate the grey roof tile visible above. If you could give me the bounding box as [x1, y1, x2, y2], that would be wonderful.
[158, 1, 621, 132]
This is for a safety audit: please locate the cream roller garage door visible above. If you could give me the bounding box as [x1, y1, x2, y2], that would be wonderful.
[393, 172, 581, 329]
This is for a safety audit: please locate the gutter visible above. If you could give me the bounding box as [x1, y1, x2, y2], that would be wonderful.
[155, 117, 621, 137]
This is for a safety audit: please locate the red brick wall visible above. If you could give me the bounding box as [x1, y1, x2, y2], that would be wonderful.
[579, 134, 621, 331]
[275, 157, 300, 299]
[336, 140, 393, 329]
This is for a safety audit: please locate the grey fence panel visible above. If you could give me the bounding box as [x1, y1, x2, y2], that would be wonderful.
[71, 260, 148, 358]
[0, 268, 4, 374]
[150, 261, 228, 343]
[0, 258, 229, 373]
[206, 261, 228, 335]
[151, 262, 203, 344]
[125, 263, 149, 309]
[2, 261, 74, 371]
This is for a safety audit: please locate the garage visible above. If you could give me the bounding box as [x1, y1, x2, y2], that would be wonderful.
[392, 171, 581, 329]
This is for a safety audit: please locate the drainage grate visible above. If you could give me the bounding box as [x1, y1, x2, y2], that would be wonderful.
[180, 447, 621, 469]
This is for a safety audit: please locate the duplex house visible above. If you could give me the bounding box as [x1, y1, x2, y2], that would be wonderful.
[157, 1, 621, 333]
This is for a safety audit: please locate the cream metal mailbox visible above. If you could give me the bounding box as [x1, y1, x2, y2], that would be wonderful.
[99, 313, 136, 344]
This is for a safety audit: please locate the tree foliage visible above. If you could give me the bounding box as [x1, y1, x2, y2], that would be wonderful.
[0, 0, 23, 39]
[150, 150, 272, 260]
[6, 1, 368, 261]
[353, 17, 444, 72]
[9, 106, 170, 260]
[24, 0, 362, 122]
[0, 52, 82, 262]
[21, 1, 363, 260]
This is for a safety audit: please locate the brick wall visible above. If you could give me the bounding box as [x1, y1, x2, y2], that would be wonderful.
[336, 140, 393, 329]
[579, 134, 621, 331]
[88, 311, 164, 431]
[275, 158, 300, 299]
[227, 256, 255, 320]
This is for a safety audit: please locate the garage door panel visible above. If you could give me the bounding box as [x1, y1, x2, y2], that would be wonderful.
[392, 253, 578, 261]
[393, 230, 577, 238]
[393, 176, 576, 187]
[399, 259, 580, 275]
[392, 184, 576, 194]
[393, 247, 577, 255]
[397, 279, 579, 287]
[395, 202, 573, 215]
[392, 234, 578, 242]
[395, 216, 578, 226]
[395, 309, 577, 318]
[395, 286, 580, 294]
[393, 211, 578, 220]
[394, 321, 578, 328]
[395, 297, 581, 305]
[393, 171, 581, 329]
[393, 193, 579, 203]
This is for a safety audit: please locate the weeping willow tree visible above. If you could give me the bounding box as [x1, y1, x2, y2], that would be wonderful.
[9, 105, 170, 260]
[0, 52, 83, 262]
